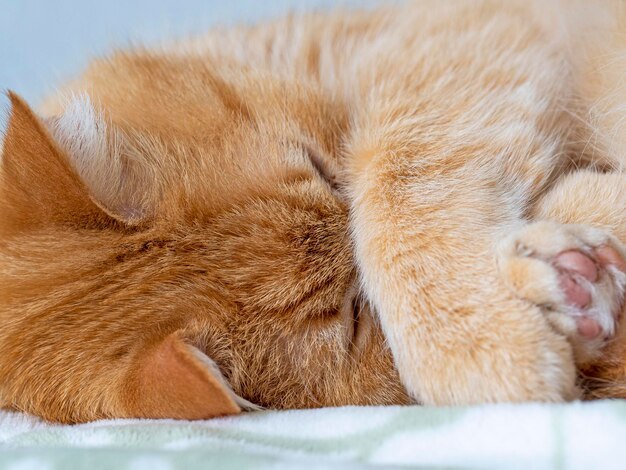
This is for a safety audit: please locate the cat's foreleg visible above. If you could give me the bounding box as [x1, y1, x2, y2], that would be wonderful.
[528, 171, 626, 394]
[346, 143, 583, 404]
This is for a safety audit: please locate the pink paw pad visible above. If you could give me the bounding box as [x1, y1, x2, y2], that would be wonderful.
[553, 246, 626, 340]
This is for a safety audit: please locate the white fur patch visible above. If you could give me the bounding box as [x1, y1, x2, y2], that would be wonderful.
[49, 94, 112, 182]
[47, 94, 148, 222]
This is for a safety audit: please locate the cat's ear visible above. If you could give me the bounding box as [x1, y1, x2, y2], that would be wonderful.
[0, 92, 109, 231]
[46, 93, 155, 225]
[125, 332, 242, 420]
[0, 92, 151, 231]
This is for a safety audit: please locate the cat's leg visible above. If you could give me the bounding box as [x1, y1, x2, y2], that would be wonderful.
[525, 172, 626, 389]
[497, 219, 626, 365]
[340, 0, 626, 407]
[346, 129, 584, 405]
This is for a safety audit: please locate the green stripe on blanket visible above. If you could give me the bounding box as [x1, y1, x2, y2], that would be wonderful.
[1, 400, 625, 469]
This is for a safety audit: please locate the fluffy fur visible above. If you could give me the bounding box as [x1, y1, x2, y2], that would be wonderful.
[2, 0, 626, 423]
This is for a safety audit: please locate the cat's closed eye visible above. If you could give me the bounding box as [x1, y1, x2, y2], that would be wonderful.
[301, 142, 340, 192]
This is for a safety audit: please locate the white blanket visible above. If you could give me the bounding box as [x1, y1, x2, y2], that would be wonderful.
[1, 400, 624, 469]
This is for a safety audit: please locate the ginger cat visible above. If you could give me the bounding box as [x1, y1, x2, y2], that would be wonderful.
[2, 0, 626, 423]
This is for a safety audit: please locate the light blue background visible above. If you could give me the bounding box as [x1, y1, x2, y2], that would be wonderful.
[0, 0, 379, 131]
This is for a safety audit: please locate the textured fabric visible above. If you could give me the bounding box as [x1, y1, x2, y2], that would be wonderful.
[0, 400, 624, 469]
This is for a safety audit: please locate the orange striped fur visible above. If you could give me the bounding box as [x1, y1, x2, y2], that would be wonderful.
[2, 0, 626, 422]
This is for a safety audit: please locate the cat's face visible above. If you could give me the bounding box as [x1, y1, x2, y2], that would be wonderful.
[0, 53, 408, 423]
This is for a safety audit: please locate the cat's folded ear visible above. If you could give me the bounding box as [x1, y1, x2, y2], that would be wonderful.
[1, 92, 153, 232]
[123, 331, 242, 420]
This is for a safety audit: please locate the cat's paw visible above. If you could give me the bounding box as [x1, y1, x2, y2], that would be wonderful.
[497, 221, 626, 364]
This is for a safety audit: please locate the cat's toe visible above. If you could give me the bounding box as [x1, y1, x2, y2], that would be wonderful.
[498, 221, 626, 364]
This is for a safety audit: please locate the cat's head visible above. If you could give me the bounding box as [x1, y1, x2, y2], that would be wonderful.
[0, 54, 406, 423]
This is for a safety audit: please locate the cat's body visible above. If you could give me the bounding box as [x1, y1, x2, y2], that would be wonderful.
[2, 0, 626, 423]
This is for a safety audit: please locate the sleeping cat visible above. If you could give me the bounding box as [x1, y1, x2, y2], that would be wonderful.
[2, 0, 626, 423]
